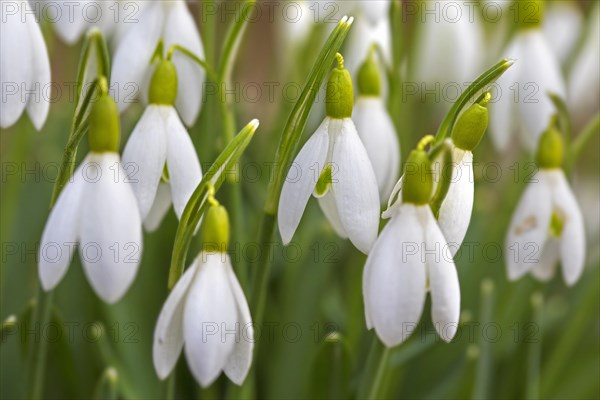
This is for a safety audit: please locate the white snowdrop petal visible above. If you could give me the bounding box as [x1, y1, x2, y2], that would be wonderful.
[25, 10, 51, 131]
[165, 108, 202, 219]
[0, 10, 30, 129]
[422, 207, 460, 342]
[52, 0, 88, 44]
[360, 0, 389, 25]
[543, 2, 582, 63]
[331, 119, 380, 254]
[344, 17, 391, 79]
[278, 118, 330, 244]
[163, 0, 205, 126]
[38, 158, 86, 290]
[530, 239, 559, 282]
[111, 2, 163, 112]
[552, 171, 586, 286]
[317, 191, 348, 239]
[363, 204, 427, 347]
[122, 105, 168, 220]
[518, 30, 566, 150]
[79, 154, 143, 303]
[144, 184, 173, 232]
[383, 175, 404, 219]
[354, 98, 400, 200]
[223, 259, 253, 385]
[505, 171, 552, 281]
[153, 259, 199, 380]
[438, 150, 474, 254]
[184, 253, 237, 387]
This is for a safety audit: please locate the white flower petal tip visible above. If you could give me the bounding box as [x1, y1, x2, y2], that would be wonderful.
[154, 253, 253, 387]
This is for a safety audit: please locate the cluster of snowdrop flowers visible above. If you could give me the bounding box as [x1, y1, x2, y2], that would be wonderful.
[112, 0, 204, 126]
[506, 118, 585, 286]
[0, 0, 50, 130]
[278, 53, 380, 254]
[122, 53, 202, 231]
[153, 197, 253, 387]
[39, 81, 142, 303]
[364, 137, 460, 347]
[490, 0, 565, 152]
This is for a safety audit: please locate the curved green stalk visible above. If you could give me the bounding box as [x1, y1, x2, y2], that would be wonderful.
[29, 289, 54, 399]
[435, 59, 515, 144]
[472, 279, 495, 400]
[566, 114, 600, 174]
[217, 0, 256, 83]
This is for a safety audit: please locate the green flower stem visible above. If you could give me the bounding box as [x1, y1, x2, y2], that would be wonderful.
[435, 59, 515, 144]
[168, 120, 258, 289]
[217, 0, 256, 84]
[167, 45, 219, 82]
[472, 279, 495, 400]
[251, 17, 353, 325]
[548, 93, 572, 150]
[566, 114, 600, 174]
[200, 0, 216, 66]
[525, 292, 544, 400]
[29, 288, 53, 400]
[368, 344, 391, 399]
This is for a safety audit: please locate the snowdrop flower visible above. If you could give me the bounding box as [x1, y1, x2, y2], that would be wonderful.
[43, 0, 118, 44]
[364, 145, 460, 347]
[153, 203, 253, 387]
[436, 94, 491, 255]
[413, 1, 483, 91]
[490, 1, 565, 152]
[567, 5, 600, 128]
[353, 52, 400, 200]
[38, 90, 142, 303]
[1, 0, 50, 130]
[278, 54, 380, 254]
[506, 120, 585, 286]
[111, 0, 204, 126]
[542, 1, 582, 64]
[122, 58, 202, 231]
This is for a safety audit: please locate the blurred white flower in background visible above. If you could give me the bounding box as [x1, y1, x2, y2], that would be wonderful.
[0, 0, 50, 130]
[111, 0, 205, 126]
[542, 1, 583, 64]
[153, 252, 253, 387]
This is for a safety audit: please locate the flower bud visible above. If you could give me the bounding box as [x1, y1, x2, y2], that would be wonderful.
[89, 94, 120, 153]
[357, 52, 381, 97]
[515, 0, 544, 29]
[402, 149, 433, 205]
[201, 203, 230, 253]
[326, 55, 354, 119]
[451, 93, 490, 151]
[535, 117, 563, 169]
[149, 59, 178, 106]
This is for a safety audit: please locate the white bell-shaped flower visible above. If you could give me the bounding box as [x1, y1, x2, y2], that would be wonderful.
[43, 0, 118, 44]
[490, 4, 566, 152]
[344, 12, 391, 76]
[353, 53, 400, 201]
[506, 122, 586, 286]
[542, 1, 583, 64]
[153, 205, 253, 387]
[1, 0, 50, 130]
[111, 0, 204, 126]
[38, 94, 142, 303]
[364, 149, 460, 347]
[122, 60, 202, 231]
[278, 58, 380, 254]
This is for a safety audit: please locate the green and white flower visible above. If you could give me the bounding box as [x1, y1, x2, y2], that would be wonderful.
[1, 0, 50, 130]
[278, 55, 380, 254]
[153, 204, 253, 387]
[122, 59, 202, 231]
[38, 94, 142, 303]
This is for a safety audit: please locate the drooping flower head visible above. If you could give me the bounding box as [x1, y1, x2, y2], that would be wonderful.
[1, 0, 50, 130]
[506, 118, 586, 285]
[278, 53, 380, 254]
[39, 84, 143, 303]
[122, 55, 202, 231]
[364, 139, 460, 347]
[153, 201, 253, 387]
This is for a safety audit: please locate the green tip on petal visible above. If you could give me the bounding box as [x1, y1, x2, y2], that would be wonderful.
[536, 116, 564, 169]
[315, 165, 333, 197]
[549, 211, 565, 237]
[402, 149, 433, 205]
[149, 59, 178, 106]
[357, 48, 381, 97]
[515, 0, 544, 29]
[89, 94, 120, 153]
[451, 92, 490, 151]
[326, 57, 354, 119]
[201, 203, 230, 253]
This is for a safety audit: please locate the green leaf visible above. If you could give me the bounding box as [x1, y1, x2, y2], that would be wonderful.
[168, 119, 259, 289]
[435, 58, 515, 143]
